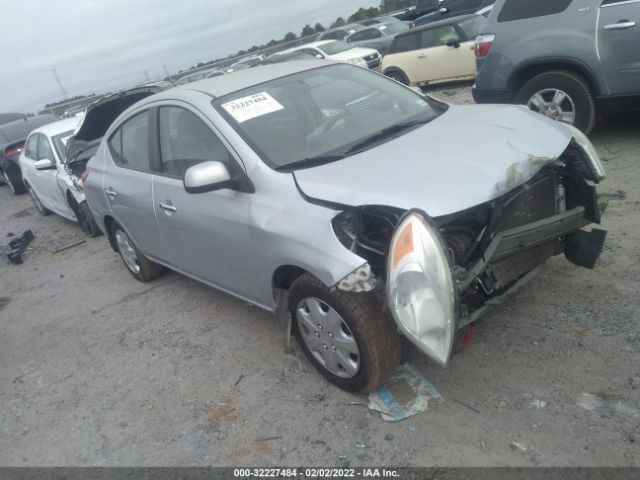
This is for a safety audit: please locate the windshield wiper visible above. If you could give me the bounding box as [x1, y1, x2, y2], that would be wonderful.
[343, 118, 432, 156]
[275, 154, 346, 172]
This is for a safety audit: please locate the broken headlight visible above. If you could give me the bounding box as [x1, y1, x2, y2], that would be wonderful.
[564, 124, 606, 183]
[387, 211, 457, 366]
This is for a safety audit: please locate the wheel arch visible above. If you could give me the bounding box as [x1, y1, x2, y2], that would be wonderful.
[509, 58, 601, 98]
[382, 67, 410, 85]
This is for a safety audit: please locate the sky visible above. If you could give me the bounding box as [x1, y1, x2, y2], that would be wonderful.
[1, 0, 381, 113]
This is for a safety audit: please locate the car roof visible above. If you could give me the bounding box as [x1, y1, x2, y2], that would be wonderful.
[0, 114, 58, 146]
[167, 60, 336, 99]
[28, 117, 80, 138]
[324, 23, 363, 33]
[401, 13, 480, 35]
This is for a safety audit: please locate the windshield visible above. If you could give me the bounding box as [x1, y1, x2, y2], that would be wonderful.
[215, 64, 444, 170]
[52, 130, 74, 162]
[318, 41, 352, 55]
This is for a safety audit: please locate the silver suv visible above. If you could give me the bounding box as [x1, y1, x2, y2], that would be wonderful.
[473, 0, 640, 133]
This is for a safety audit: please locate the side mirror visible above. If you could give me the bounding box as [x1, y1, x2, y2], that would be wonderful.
[315, 53, 324, 59]
[184, 161, 232, 194]
[410, 86, 424, 95]
[439, 7, 448, 13]
[446, 39, 460, 48]
[35, 159, 55, 170]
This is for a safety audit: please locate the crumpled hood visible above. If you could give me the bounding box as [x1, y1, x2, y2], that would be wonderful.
[294, 104, 573, 217]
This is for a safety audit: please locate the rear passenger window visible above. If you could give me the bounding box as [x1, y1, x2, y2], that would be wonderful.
[158, 106, 232, 177]
[108, 111, 150, 170]
[498, 0, 573, 22]
[420, 25, 461, 49]
[25, 135, 38, 159]
[390, 33, 420, 53]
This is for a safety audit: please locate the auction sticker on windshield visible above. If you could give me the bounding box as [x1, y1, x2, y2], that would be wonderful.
[222, 92, 284, 123]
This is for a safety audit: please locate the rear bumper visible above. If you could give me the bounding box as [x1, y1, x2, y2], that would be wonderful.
[471, 86, 512, 104]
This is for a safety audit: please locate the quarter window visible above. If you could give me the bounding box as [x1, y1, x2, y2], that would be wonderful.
[420, 25, 461, 49]
[498, 0, 573, 22]
[25, 135, 38, 159]
[158, 106, 232, 177]
[108, 111, 151, 170]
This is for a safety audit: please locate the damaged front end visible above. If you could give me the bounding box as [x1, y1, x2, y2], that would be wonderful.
[331, 131, 607, 366]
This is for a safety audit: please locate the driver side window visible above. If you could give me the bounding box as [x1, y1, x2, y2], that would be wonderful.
[158, 106, 232, 177]
[37, 135, 54, 161]
[25, 135, 38, 159]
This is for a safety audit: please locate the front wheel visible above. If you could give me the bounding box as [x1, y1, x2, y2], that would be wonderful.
[515, 70, 597, 134]
[27, 184, 51, 216]
[384, 69, 409, 85]
[289, 274, 401, 392]
[111, 224, 164, 282]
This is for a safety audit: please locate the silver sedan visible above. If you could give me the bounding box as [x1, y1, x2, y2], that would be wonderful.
[84, 61, 607, 391]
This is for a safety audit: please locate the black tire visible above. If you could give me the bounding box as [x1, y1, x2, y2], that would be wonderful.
[514, 70, 597, 134]
[26, 184, 52, 216]
[2, 169, 26, 195]
[77, 201, 102, 237]
[384, 69, 409, 85]
[109, 223, 164, 282]
[289, 274, 401, 392]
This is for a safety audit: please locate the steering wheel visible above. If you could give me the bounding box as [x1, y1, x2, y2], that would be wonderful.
[316, 111, 349, 135]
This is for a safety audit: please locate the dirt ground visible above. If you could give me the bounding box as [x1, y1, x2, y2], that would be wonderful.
[1, 86, 639, 467]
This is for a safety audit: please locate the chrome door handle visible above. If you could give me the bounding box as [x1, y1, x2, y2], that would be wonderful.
[104, 187, 117, 199]
[159, 202, 177, 212]
[604, 21, 636, 30]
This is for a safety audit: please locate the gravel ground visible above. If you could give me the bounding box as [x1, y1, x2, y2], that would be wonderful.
[1, 86, 639, 467]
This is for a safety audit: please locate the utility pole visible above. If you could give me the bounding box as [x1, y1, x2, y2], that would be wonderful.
[52, 68, 67, 98]
[163, 64, 170, 78]
[143, 70, 150, 82]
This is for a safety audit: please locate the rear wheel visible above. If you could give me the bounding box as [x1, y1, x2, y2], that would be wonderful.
[111, 224, 164, 282]
[289, 274, 401, 392]
[3, 169, 26, 195]
[27, 184, 51, 216]
[515, 70, 597, 134]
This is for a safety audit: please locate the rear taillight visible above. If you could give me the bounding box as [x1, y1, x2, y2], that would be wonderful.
[474, 34, 495, 58]
[4, 143, 25, 158]
[80, 169, 90, 183]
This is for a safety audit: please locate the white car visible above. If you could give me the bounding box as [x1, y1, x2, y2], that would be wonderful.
[381, 14, 486, 86]
[19, 117, 101, 236]
[284, 41, 380, 70]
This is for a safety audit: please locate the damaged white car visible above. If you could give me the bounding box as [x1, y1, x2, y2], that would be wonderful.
[18, 117, 101, 236]
[83, 61, 607, 392]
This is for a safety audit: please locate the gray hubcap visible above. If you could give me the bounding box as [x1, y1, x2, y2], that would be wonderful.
[114, 230, 141, 274]
[296, 297, 360, 378]
[527, 88, 576, 125]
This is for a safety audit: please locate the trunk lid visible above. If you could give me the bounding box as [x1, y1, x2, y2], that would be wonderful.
[66, 85, 167, 165]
